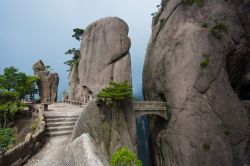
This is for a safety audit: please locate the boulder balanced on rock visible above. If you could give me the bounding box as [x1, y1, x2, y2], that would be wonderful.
[68, 17, 132, 101]
[33, 60, 59, 103]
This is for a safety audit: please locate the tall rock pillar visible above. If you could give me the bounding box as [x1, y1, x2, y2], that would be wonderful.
[33, 60, 59, 103]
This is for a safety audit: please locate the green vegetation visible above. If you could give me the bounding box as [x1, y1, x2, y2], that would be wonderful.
[110, 147, 142, 166]
[97, 81, 133, 105]
[202, 22, 208, 28]
[200, 57, 209, 68]
[31, 120, 38, 133]
[0, 91, 19, 128]
[64, 28, 84, 72]
[224, 128, 230, 136]
[72, 28, 84, 41]
[0, 67, 38, 128]
[0, 128, 16, 151]
[0, 67, 38, 99]
[202, 143, 210, 152]
[209, 22, 228, 39]
[151, 0, 168, 25]
[64, 48, 81, 72]
[62, 90, 68, 97]
[45, 65, 53, 72]
[182, 0, 204, 7]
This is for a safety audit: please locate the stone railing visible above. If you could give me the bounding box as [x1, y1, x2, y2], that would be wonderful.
[0, 105, 46, 166]
[63, 99, 86, 106]
[133, 101, 168, 111]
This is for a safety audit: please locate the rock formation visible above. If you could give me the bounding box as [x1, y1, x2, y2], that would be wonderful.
[68, 17, 131, 101]
[65, 133, 108, 166]
[66, 101, 134, 165]
[143, 0, 250, 166]
[66, 17, 135, 165]
[33, 60, 59, 103]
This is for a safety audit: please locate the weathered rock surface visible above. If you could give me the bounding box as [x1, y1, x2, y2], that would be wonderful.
[68, 17, 131, 101]
[33, 60, 59, 103]
[66, 17, 135, 166]
[65, 133, 108, 166]
[143, 0, 250, 166]
[68, 100, 134, 162]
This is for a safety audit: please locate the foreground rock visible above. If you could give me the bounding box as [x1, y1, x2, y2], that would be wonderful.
[67, 100, 134, 165]
[33, 60, 59, 103]
[68, 17, 131, 101]
[143, 0, 250, 166]
[65, 133, 108, 166]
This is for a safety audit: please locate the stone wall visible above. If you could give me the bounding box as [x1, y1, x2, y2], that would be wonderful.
[0, 106, 46, 166]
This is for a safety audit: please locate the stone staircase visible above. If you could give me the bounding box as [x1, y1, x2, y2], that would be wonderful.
[45, 115, 78, 137]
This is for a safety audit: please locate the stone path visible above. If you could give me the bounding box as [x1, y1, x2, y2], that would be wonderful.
[25, 103, 83, 166]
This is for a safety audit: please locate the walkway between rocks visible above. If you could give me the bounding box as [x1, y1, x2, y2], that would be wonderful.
[25, 103, 83, 166]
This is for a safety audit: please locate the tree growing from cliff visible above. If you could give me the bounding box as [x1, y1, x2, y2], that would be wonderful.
[97, 80, 133, 105]
[72, 28, 84, 41]
[64, 28, 84, 72]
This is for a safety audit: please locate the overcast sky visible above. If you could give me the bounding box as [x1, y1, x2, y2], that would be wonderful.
[0, 0, 160, 99]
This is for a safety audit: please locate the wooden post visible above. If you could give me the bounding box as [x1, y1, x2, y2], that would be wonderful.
[44, 104, 48, 111]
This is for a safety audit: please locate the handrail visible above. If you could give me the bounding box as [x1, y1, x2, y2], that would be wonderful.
[62, 99, 88, 106]
[133, 101, 168, 111]
[63, 99, 168, 111]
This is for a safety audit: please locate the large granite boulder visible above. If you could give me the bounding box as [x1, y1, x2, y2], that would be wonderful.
[68, 17, 131, 101]
[33, 60, 59, 103]
[67, 100, 134, 163]
[66, 17, 136, 165]
[143, 0, 250, 166]
[65, 133, 108, 166]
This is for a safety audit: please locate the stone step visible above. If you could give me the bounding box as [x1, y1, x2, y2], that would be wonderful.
[45, 118, 78, 123]
[44, 115, 79, 119]
[46, 121, 76, 127]
[46, 126, 74, 132]
[46, 130, 72, 137]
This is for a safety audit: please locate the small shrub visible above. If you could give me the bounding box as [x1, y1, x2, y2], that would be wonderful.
[202, 22, 208, 28]
[200, 58, 209, 68]
[151, 0, 168, 25]
[97, 80, 133, 105]
[110, 147, 142, 166]
[224, 128, 230, 136]
[209, 22, 228, 39]
[202, 143, 210, 152]
[161, 0, 168, 9]
[152, 11, 161, 25]
[0, 128, 16, 151]
[31, 120, 38, 133]
[182, 0, 204, 7]
[194, 0, 204, 7]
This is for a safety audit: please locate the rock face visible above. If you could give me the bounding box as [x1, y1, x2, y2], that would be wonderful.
[68, 17, 131, 101]
[66, 17, 135, 165]
[143, 0, 250, 166]
[33, 60, 59, 103]
[65, 133, 108, 166]
[67, 100, 134, 164]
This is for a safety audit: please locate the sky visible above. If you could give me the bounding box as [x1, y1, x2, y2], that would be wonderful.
[0, 0, 160, 100]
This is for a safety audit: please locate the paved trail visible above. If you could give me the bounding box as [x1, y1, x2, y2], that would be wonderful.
[25, 103, 83, 166]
